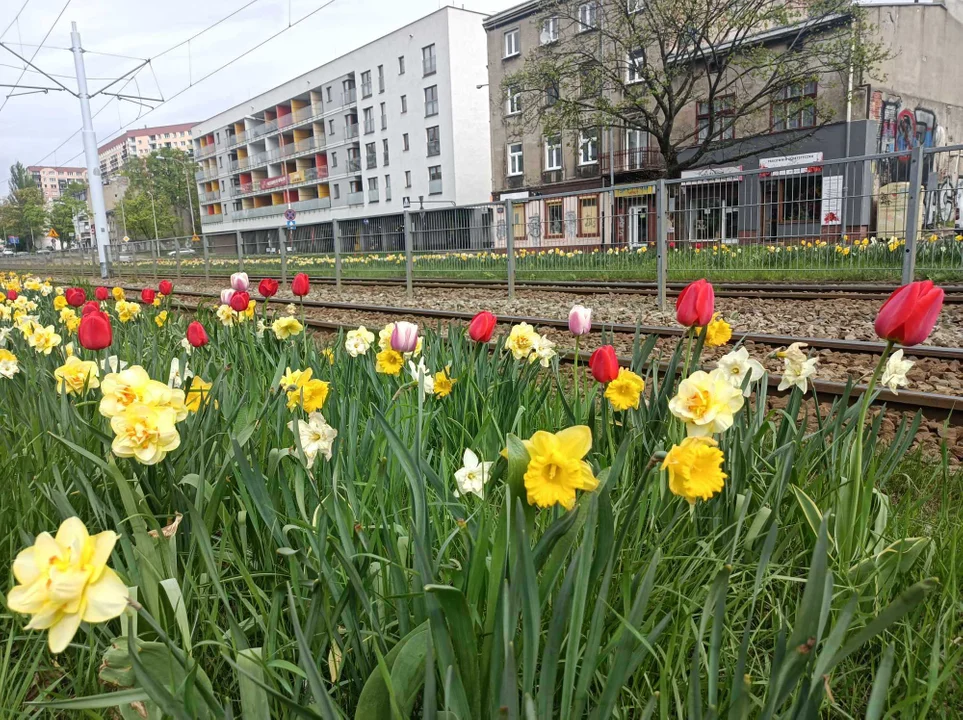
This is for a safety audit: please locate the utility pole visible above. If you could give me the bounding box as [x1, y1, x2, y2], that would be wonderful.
[71, 22, 111, 279]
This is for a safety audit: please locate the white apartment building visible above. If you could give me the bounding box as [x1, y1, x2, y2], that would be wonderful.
[192, 6, 491, 250]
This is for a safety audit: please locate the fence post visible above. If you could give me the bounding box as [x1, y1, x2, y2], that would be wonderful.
[504, 198, 515, 300]
[279, 228, 288, 285]
[152, 239, 158, 282]
[175, 237, 182, 280]
[655, 179, 668, 311]
[403, 210, 413, 300]
[332, 220, 342, 294]
[202, 234, 210, 282]
[235, 230, 244, 272]
[901, 146, 925, 285]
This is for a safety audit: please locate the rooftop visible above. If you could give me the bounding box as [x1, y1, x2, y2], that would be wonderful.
[97, 123, 199, 154]
[27, 165, 87, 173]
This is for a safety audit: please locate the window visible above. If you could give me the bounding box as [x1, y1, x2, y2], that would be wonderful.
[363, 107, 374, 134]
[627, 49, 645, 84]
[508, 142, 524, 176]
[350, 179, 363, 194]
[328, 119, 336, 135]
[333, 183, 340, 199]
[778, 176, 821, 222]
[361, 70, 372, 98]
[625, 128, 648, 168]
[540, 17, 559, 44]
[424, 85, 438, 117]
[578, 2, 597, 31]
[405, 170, 412, 188]
[331, 151, 338, 168]
[428, 165, 442, 194]
[365, 142, 377, 169]
[579, 129, 599, 165]
[507, 87, 522, 115]
[368, 176, 379, 202]
[427, 126, 440, 156]
[545, 82, 559, 107]
[423, 44, 436, 76]
[398, 55, 406, 74]
[380, 102, 387, 129]
[504, 28, 520, 58]
[401, 95, 407, 113]
[512, 204, 526, 239]
[697, 95, 735, 142]
[403, 133, 410, 151]
[378, 65, 385, 93]
[544, 135, 562, 170]
[216, 131, 221, 144]
[578, 195, 599, 236]
[580, 63, 600, 97]
[545, 198, 564, 237]
[385, 174, 392, 201]
[383, 138, 389, 166]
[771, 82, 817, 131]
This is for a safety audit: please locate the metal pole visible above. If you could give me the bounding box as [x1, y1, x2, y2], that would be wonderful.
[332, 219, 342, 294]
[185, 162, 196, 237]
[902, 146, 925, 284]
[504, 198, 515, 300]
[202, 234, 210, 282]
[608, 126, 615, 188]
[279, 227, 288, 284]
[403, 210, 413, 299]
[71, 22, 110, 280]
[655, 179, 668, 311]
[235, 230, 244, 272]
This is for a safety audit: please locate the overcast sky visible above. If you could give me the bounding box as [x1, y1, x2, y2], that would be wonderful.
[0, 0, 515, 190]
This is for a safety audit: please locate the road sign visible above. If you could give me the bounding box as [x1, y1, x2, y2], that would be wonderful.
[284, 209, 296, 222]
[122, 235, 130, 243]
[402, 197, 410, 208]
[7, 236, 19, 245]
[286, 219, 296, 231]
[191, 234, 200, 243]
[47, 228, 59, 239]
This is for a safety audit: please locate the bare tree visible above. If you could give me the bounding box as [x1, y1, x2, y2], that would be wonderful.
[504, 0, 887, 177]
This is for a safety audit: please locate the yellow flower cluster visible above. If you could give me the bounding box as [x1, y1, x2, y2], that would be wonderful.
[504, 322, 556, 367]
[279, 367, 329, 412]
[54, 356, 100, 395]
[604, 368, 645, 411]
[115, 300, 141, 323]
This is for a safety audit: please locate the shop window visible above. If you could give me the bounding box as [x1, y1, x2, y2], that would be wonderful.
[780, 176, 821, 222]
[578, 195, 599, 236]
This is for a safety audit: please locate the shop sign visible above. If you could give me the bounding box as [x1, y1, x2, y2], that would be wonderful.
[614, 186, 656, 198]
[680, 165, 743, 186]
[759, 152, 823, 177]
[821, 175, 843, 225]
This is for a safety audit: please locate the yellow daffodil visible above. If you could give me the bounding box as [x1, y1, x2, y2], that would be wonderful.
[700, 314, 732, 348]
[110, 402, 180, 465]
[99, 366, 175, 419]
[604, 368, 645, 411]
[6, 517, 129, 653]
[185, 377, 213, 413]
[272, 316, 303, 339]
[279, 367, 329, 412]
[54, 356, 100, 395]
[668, 369, 744, 437]
[346, 326, 375, 357]
[0, 348, 18, 378]
[663, 436, 726, 504]
[216, 304, 239, 327]
[378, 324, 394, 351]
[432, 367, 456, 398]
[505, 322, 540, 361]
[111, 287, 125, 301]
[53, 295, 68, 311]
[321, 348, 335, 364]
[375, 348, 404, 375]
[24, 278, 41, 292]
[155, 311, 168, 328]
[152, 297, 161, 308]
[26, 324, 62, 355]
[522, 425, 598, 510]
[115, 301, 141, 323]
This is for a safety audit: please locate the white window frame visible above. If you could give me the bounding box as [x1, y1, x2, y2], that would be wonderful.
[507, 142, 524, 176]
[544, 135, 562, 171]
[578, 2, 597, 32]
[627, 49, 645, 84]
[579, 130, 599, 165]
[504, 28, 520, 58]
[540, 17, 559, 45]
[507, 87, 522, 115]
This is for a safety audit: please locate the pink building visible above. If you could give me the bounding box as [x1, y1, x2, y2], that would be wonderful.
[28, 165, 88, 202]
[98, 123, 197, 178]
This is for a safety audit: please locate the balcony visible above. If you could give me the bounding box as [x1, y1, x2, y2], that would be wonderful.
[201, 214, 224, 224]
[232, 166, 328, 199]
[341, 88, 357, 106]
[423, 55, 436, 76]
[347, 191, 365, 205]
[230, 196, 332, 221]
[250, 118, 278, 139]
[363, 118, 375, 134]
[368, 188, 379, 203]
[199, 190, 221, 203]
[197, 144, 216, 159]
[195, 169, 208, 181]
[346, 157, 361, 173]
[600, 148, 665, 174]
[345, 123, 359, 139]
[231, 130, 246, 146]
[429, 178, 443, 195]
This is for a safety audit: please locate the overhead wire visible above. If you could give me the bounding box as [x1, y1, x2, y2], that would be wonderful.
[0, 0, 73, 116]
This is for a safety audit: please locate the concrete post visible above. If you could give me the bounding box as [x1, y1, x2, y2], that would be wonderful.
[332, 220, 342, 294]
[403, 210, 413, 300]
[655, 179, 668, 311]
[201, 234, 210, 282]
[902, 146, 925, 285]
[279, 227, 288, 284]
[504, 198, 516, 300]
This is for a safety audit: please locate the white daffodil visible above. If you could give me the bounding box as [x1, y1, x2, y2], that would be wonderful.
[345, 326, 375, 357]
[777, 345, 818, 394]
[179, 337, 194, 355]
[168, 358, 193, 389]
[99, 355, 129, 374]
[408, 358, 434, 396]
[880, 349, 914, 393]
[454, 449, 493, 499]
[716, 347, 765, 396]
[0, 326, 12, 347]
[288, 412, 338, 465]
[528, 334, 557, 368]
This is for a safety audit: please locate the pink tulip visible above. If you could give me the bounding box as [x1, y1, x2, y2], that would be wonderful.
[220, 288, 236, 305]
[230, 272, 250, 292]
[391, 321, 419, 353]
[568, 305, 592, 336]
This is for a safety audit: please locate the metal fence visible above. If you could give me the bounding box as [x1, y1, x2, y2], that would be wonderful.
[3, 145, 962, 305]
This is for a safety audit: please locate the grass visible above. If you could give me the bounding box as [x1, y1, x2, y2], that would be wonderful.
[0, 274, 961, 718]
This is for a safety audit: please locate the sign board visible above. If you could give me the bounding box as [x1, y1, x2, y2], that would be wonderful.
[759, 152, 824, 177]
[614, 186, 656, 198]
[47, 228, 59, 239]
[122, 235, 130, 243]
[261, 175, 289, 190]
[286, 219, 296, 231]
[680, 165, 743, 186]
[7, 235, 18, 245]
[191, 234, 200, 243]
[284, 209, 296, 221]
[402, 197, 410, 208]
[820, 175, 843, 225]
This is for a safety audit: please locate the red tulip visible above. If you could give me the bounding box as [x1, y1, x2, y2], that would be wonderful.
[229, 291, 250, 312]
[588, 345, 620, 383]
[676, 279, 715, 327]
[158, 280, 173, 296]
[5, 289, 17, 301]
[95, 286, 109, 301]
[468, 311, 497, 342]
[187, 321, 209, 348]
[141, 288, 156, 304]
[258, 278, 279, 298]
[874, 280, 944, 346]
[65, 287, 86, 307]
[291, 273, 310, 297]
[77, 310, 112, 351]
[81, 300, 100, 316]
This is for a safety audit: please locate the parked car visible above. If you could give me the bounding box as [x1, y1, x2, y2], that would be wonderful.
[1, 249, 15, 256]
[117, 254, 134, 264]
[168, 248, 196, 257]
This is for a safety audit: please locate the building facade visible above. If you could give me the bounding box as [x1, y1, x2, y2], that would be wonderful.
[28, 165, 87, 203]
[192, 6, 491, 253]
[98, 123, 197, 179]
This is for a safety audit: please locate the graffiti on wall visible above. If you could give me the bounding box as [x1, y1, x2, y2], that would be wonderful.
[872, 91, 946, 184]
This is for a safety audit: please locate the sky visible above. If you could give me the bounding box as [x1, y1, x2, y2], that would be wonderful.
[0, 0, 517, 191]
